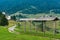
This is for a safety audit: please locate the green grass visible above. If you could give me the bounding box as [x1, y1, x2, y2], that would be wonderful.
[0, 26, 52, 40]
[1, 20, 60, 40]
[15, 21, 60, 39]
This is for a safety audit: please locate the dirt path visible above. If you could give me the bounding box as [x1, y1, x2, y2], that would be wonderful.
[8, 25, 17, 33]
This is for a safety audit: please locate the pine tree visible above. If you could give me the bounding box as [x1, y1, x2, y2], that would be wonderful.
[0, 12, 8, 26]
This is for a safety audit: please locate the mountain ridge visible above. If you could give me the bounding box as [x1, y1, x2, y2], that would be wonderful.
[0, 0, 60, 14]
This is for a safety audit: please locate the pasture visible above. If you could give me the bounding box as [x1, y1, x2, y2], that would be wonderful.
[0, 20, 60, 40]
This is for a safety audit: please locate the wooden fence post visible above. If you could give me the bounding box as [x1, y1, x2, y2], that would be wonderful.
[30, 21, 32, 32]
[24, 21, 26, 32]
[42, 21, 46, 37]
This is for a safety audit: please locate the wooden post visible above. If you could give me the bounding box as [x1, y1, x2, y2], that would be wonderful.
[30, 21, 32, 32]
[24, 21, 26, 32]
[42, 21, 46, 37]
[35, 23, 37, 32]
[53, 21, 56, 39]
[42, 21, 44, 32]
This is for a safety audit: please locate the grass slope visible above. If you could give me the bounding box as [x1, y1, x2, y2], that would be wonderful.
[0, 20, 60, 40]
[0, 26, 51, 40]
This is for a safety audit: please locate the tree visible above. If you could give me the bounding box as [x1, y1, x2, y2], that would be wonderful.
[0, 12, 8, 26]
[11, 15, 16, 21]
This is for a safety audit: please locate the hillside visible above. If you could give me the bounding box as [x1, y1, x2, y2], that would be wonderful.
[0, 20, 60, 40]
[0, 0, 60, 14]
[10, 11, 60, 18]
[0, 26, 51, 40]
[0, 20, 55, 40]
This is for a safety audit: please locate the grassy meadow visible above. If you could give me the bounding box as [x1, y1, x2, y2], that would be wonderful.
[0, 20, 60, 40]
